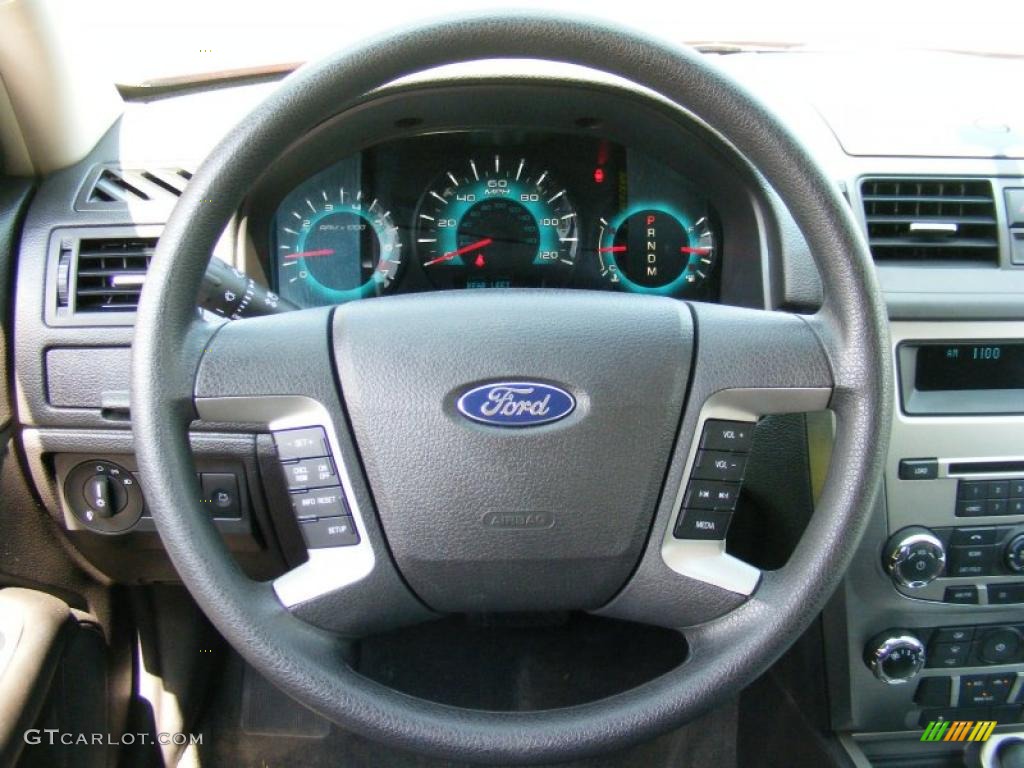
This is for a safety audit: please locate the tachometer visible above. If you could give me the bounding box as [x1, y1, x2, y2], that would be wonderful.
[416, 156, 577, 289]
[276, 188, 403, 306]
[596, 205, 717, 295]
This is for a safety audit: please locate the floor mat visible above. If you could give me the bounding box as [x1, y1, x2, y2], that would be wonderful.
[190, 616, 738, 768]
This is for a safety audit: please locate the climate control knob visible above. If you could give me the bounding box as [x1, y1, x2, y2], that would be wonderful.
[884, 527, 946, 588]
[864, 630, 926, 684]
[1005, 534, 1024, 573]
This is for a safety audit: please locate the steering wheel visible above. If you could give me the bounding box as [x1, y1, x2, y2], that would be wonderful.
[132, 12, 891, 764]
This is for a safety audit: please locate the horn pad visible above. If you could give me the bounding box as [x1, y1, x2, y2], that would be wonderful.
[333, 291, 694, 612]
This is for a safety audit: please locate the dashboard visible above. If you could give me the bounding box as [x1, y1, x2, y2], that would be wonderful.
[7, 50, 1024, 768]
[267, 133, 721, 307]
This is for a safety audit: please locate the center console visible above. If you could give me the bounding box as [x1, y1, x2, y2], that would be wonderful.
[828, 322, 1024, 749]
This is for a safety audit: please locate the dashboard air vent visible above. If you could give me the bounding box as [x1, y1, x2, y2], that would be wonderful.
[69, 236, 156, 313]
[78, 166, 193, 209]
[860, 178, 998, 265]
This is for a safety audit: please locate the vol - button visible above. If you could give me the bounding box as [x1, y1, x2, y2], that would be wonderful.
[691, 451, 747, 482]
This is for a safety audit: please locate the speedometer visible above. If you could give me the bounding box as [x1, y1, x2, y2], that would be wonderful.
[415, 156, 577, 289]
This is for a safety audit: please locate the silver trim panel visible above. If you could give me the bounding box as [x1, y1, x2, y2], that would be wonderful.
[887, 322, 1024, 605]
[194, 395, 375, 607]
[660, 387, 832, 595]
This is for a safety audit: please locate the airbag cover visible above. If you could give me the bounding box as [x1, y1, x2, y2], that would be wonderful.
[332, 291, 693, 612]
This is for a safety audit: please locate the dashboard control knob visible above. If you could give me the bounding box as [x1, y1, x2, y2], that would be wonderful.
[978, 628, 1023, 665]
[84, 476, 118, 518]
[1005, 534, 1024, 573]
[64, 460, 144, 533]
[884, 527, 946, 588]
[864, 630, 926, 684]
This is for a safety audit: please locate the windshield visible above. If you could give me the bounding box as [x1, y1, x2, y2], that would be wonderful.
[68, 0, 1022, 86]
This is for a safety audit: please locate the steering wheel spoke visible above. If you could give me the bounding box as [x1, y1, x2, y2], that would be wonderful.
[596, 302, 834, 627]
[191, 308, 434, 635]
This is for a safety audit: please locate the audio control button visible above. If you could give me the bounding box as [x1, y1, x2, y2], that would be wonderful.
[990, 584, 1024, 605]
[885, 527, 947, 588]
[948, 545, 996, 577]
[944, 586, 980, 604]
[899, 458, 938, 480]
[699, 420, 754, 452]
[951, 527, 997, 546]
[956, 500, 988, 517]
[989, 499, 1009, 516]
[1006, 534, 1024, 573]
[989, 481, 1011, 499]
[959, 481, 988, 501]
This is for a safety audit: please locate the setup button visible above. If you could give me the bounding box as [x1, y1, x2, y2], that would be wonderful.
[300, 516, 360, 548]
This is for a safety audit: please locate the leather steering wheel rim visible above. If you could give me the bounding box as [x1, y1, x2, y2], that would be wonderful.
[131, 12, 892, 764]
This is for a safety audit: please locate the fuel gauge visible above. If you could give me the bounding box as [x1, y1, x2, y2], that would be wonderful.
[596, 206, 716, 295]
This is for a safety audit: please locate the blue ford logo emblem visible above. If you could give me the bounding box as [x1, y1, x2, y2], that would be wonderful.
[456, 381, 576, 427]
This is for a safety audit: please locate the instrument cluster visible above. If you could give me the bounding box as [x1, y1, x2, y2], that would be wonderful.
[270, 132, 722, 308]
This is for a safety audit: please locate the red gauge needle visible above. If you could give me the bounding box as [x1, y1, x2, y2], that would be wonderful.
[284, 248, 335, 260]
[680, 246, 712, 254]
[423, 237, 493, 267]
[598, 245, 627, 253]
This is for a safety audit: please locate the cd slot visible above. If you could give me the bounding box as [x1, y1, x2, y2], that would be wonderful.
[949, 460, 1024, 476]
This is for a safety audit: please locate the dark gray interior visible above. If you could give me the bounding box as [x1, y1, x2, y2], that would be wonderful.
[2, 8, 1024, 768]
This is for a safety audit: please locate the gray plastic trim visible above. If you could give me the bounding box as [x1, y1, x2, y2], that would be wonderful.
[193, 395, 375, 607]
[661, 386, 832, 595]
[887, 322, 1024, 603]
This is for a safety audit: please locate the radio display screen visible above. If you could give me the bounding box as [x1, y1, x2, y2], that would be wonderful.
[916, 343, 1024, 391]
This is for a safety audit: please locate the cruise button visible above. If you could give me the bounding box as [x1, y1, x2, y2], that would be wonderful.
[274, 427, 329, 461]
[283, 457, 339, 491]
